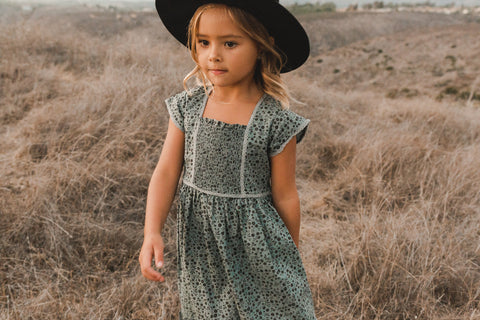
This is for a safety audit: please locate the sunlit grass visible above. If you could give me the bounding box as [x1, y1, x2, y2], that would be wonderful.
[1, 4, 479, 319]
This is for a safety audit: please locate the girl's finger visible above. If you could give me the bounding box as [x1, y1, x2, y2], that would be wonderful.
[144, 265, 165, 282]
[140, 247, 164, 281]
[154, 243, 164, 269]
[140, 256, 164, 281]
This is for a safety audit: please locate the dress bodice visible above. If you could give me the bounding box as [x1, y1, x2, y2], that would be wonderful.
[165, 86, 310, 198]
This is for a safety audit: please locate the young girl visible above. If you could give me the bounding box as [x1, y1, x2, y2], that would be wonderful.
[139, 0, 317, 318]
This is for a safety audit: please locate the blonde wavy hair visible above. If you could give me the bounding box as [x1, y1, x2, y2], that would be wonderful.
[183, 3, 291, 109]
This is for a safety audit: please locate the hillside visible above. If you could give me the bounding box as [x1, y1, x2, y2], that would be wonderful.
[1, 5, 479, 319]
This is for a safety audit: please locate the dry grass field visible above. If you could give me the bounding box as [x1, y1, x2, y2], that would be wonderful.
[1, 3, 480, 319]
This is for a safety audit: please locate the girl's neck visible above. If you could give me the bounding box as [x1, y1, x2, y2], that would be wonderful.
[210, 84, 263, 105]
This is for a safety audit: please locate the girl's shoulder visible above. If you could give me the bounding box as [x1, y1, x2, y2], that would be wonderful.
[259, 94, 309, 124]
[259, 94, 311, 156]
[164, 86, 206, 132]
[165, 85, 206, 108]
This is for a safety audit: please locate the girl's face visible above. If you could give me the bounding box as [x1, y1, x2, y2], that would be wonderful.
[195, 7, 259, 90]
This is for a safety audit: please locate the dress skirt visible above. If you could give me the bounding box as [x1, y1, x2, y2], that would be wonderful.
[176, 183, 317, 320]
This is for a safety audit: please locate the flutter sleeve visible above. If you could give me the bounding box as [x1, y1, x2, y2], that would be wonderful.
[268, 109, 310, 157]
[164, 91, 187, 132]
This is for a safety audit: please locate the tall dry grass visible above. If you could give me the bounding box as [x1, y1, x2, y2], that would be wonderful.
[1, 4, 480, 319]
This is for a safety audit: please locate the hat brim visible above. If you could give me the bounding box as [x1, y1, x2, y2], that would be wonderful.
[155, 0, 310, 73]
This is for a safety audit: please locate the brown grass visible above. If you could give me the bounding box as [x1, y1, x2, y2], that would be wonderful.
[1, 4, 480, 319]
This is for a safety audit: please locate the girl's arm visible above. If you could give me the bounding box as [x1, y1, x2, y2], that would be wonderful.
[139, 118, 185, 282]
[270, 136, 301, 248]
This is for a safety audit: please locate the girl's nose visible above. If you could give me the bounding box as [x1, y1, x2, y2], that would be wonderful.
[208, 44, 221, 62]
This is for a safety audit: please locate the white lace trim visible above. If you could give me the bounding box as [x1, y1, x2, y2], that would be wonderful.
[191, 92, 209, 182]
[182, 180, 271, 198]
[191, 119, 201, 181]
[240, 94, 266, 194]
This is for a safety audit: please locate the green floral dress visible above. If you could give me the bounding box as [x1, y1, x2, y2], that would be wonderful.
[165, 86, 317, 320]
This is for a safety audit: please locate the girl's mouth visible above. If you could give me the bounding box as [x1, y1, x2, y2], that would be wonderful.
[209, 69, 227, 75]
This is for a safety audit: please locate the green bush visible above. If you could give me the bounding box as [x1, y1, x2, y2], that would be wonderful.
[288, 2, 336, 14]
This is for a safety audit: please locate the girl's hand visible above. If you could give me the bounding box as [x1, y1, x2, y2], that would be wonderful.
[139, 233, 165, 282]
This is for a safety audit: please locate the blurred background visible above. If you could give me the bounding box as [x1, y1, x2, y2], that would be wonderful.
[1, 0, 480, 319]
[3, 0, 480, 9]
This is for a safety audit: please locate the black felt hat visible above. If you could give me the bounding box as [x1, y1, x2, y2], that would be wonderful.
[155, 0, 310, 73]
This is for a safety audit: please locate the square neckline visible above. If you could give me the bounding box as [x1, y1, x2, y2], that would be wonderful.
[199, 87, 266, 128]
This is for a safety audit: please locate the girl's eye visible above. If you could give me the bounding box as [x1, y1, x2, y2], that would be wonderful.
[225, 41, 237, 48]
[198, 40, 209, 47]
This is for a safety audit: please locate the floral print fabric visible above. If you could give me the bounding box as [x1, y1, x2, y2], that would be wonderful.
[165, 86, 317, 320]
